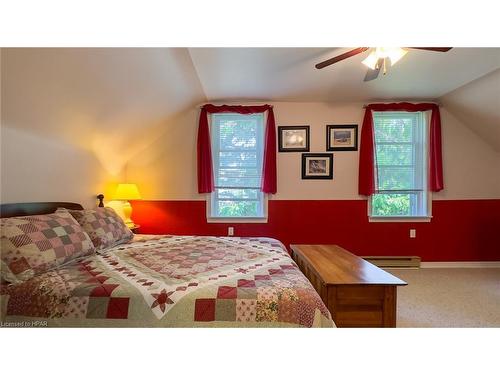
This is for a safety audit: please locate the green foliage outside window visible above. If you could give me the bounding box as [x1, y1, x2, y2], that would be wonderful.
[218, 201, 258, 217]
[372, 194, 411, 216]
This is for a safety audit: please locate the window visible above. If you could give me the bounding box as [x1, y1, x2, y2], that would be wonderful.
[370, 111, 431, 219]
[209, 113, 266, 220]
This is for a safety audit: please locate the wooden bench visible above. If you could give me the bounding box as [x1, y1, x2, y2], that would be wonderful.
[290, 244, 407, 327]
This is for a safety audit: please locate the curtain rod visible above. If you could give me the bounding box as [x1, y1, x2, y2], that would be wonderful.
[198, 103, 271, 108]
[363, 102, 442, 108]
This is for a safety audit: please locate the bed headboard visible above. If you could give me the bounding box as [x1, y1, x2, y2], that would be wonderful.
[0, 202, 84, 218]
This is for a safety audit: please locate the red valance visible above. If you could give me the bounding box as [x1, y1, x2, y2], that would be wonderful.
[358, 102, 444, 196]
[197, 104, 277, 194]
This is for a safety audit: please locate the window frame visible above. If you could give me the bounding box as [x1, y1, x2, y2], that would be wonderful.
[206, 112, 269, 223]
[368, 111, 433, 222]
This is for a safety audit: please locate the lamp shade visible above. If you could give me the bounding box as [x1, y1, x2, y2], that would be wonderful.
[114, 183, 142, 200]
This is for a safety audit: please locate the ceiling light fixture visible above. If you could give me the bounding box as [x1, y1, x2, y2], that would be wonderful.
[362, 47, 408, 70]
[315, 47, 452, 82]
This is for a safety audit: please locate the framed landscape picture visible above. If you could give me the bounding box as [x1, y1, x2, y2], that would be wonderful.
[326, 124, 358, 151]
[301, 153, 333, 179]
[278, 125, 310, 152]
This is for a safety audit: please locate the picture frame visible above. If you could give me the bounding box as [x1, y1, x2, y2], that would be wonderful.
[301, 153, 333, 180]
[326, 124, 358, 151]
[278, 125, 310, 152]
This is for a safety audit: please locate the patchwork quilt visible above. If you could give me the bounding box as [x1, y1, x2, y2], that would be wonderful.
[0, 235, 334, 327]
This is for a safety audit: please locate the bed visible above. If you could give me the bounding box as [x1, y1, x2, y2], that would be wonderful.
[0, 201, 334, 327]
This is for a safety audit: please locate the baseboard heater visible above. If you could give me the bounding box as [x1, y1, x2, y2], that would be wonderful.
[362, 256, 421, 268]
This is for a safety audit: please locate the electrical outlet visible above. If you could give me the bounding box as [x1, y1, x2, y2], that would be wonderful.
[228, 227, 234, 236]
[410, 229, 416, 238]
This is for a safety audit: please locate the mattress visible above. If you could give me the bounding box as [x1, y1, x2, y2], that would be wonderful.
[0, 235, 334, 327]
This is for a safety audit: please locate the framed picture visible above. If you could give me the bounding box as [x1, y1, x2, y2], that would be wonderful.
[326, 124, 358, 151]
[278, 126, 310, 152]
[301, 153, 333, 179]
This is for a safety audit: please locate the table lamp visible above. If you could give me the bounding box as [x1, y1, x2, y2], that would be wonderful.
[114, 183, 142, 228]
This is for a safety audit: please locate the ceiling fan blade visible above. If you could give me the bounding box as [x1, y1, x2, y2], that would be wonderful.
[363, 58, 384, 82]
[408, 47, 453, 52]
[315, 47, 369, 69]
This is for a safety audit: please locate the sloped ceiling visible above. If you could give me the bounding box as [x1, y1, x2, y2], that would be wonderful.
[1, 48, 207, 173]
[439, 69, 500, 151]
[188, 47, 500, 102]
[2, 48, 206, 136]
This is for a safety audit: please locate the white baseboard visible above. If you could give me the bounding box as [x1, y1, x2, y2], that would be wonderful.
[420, 261, 500, 268]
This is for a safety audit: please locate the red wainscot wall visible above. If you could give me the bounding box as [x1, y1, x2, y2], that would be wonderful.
[131, 199, 500, 261]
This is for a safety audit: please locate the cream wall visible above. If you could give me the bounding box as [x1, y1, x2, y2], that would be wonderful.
[437, 108, 500, 199]
[127, 102, 368, 200]
[0, 126, 122, 207]
[125, 109, 201, 200]
[126, 101, 500, 201]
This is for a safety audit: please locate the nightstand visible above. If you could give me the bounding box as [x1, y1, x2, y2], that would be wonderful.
[129, 224, 141, 234]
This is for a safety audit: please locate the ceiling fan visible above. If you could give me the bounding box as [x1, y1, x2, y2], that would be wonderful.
[315, 47, 452, 81]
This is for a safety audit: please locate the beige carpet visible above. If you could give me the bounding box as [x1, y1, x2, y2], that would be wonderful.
[385, 268, 500, 327]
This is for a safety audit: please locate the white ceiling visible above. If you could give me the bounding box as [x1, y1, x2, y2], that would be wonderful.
[188, 47, 500, 102]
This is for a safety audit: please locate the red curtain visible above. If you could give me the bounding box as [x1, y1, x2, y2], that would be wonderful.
[358, 102, 444, 196]
[197, 104, 277, 194]
[197, 107, 214, 193]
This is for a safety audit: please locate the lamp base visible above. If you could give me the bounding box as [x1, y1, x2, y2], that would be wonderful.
[122, 201, 135, 228]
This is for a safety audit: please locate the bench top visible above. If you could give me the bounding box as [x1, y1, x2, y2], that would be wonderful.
[290, 244, 407, 286]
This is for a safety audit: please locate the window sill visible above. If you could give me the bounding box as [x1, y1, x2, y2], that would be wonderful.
[206, 217, 268, 224]
[369, 216, 432, 223]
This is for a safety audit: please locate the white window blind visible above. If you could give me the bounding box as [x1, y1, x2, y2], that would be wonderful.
[371, 111, 430, 217]
[210, 113, 265, 218]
